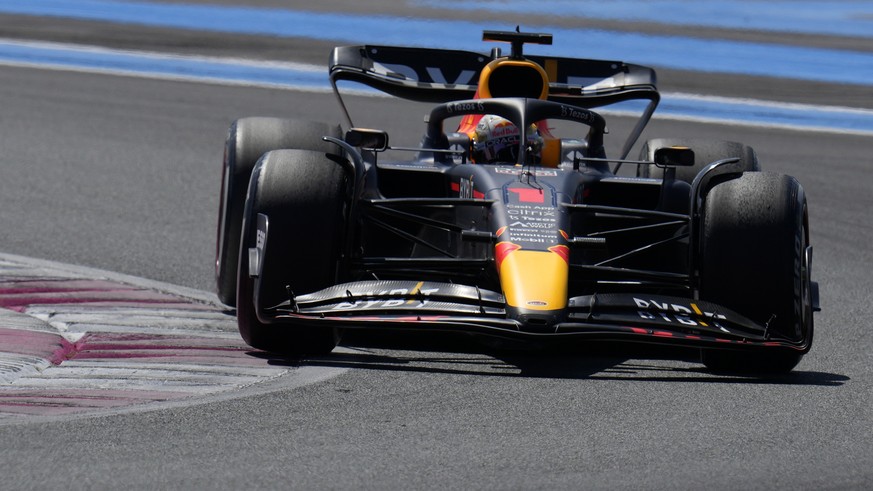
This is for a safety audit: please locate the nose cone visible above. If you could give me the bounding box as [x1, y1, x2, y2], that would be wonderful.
[497, 246, 569, 314]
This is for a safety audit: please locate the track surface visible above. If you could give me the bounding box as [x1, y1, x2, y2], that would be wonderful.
[1, 2, 871, 489]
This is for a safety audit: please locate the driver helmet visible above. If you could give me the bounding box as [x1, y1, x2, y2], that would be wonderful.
[471, 115, 542, 164]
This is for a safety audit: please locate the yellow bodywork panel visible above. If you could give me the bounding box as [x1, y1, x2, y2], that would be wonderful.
[499, 249, 568, 310]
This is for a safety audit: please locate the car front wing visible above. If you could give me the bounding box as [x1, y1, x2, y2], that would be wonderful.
[260, 280, 809, 352]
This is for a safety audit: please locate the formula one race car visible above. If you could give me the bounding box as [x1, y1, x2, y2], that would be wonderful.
[215, 30, 819, 373]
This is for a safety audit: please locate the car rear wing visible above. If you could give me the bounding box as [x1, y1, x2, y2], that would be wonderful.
[329, 45, 660, 159]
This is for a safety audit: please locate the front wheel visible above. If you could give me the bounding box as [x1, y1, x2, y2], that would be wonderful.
[215, 117, 342, 306]
[236, 149, 348, 355]
[698, 172, 814, 374]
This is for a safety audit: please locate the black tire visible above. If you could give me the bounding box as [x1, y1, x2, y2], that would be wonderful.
[698, 172, 813, 374]
[215, 117, 342, 306]
[236, 149, 348, 355]
[637, 138, 760, 184]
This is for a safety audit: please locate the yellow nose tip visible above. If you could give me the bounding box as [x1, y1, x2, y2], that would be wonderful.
[498, 249, 568, 310]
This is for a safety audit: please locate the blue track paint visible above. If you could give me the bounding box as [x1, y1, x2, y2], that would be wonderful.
[415, 0, 873, 39]
[3, 40, 872, 136]
[0, 41, 327, 88]
[2, 0, 873, 86]
[620, 95, 873, 134]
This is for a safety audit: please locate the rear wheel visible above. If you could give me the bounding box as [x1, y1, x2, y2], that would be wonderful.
[638, 138, 760, 184]
[215, 117, 342, 306]
[698, 172, 813, 373]
[236, 149, 348, 355]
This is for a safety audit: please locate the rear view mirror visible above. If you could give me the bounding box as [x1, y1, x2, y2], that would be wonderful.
[345, 128, 389, 151]
[654, 146, 695, 166]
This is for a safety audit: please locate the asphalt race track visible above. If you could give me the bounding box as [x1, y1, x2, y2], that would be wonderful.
[0, 2, 872, 489]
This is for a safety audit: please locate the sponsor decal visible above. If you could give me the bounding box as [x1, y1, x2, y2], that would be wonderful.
[504, 205, 562, 245]
[494, 167, 558, 177]
[450, 177, 485, 199]
[332, 283, 440, 310]
[375, 63, 477, 86]
[508, 188, 545, 204]
[494, 167, 521, 176]
[506, 205, 557, 220]
[505, 231, 556, 244]
[633, 297, 729, 331]
[446, 101, 486, 114]
[488, 120, 519, 138]
[425, 67, 477, 85]
[509, 221, 553, 229]
[249, 213, 269, 277]
[560, 105, 596, 124]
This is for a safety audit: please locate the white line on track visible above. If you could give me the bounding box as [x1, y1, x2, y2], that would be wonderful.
[2, 38, 872, 136]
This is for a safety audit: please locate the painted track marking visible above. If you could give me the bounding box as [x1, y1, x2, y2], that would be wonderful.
[2, 39, 872, 136]
[0, 254, 346, 423]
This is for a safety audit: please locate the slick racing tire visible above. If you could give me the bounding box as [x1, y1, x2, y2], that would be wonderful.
[637, 138, 760, 184]
[215, 117, 342, 306]
[236, 149, 348, 355]
[698, 172, 813, 374]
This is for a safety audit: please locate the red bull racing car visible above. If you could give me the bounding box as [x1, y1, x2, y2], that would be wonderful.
[215, 31, 819, 373]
